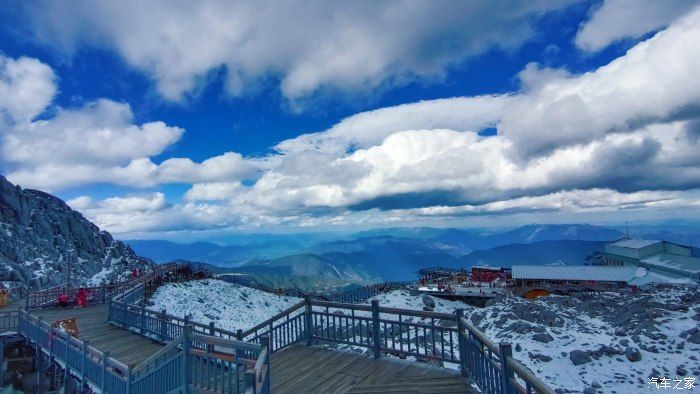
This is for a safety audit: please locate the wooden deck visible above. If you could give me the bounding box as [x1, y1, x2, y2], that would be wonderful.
[270, 345, 474, 393]
[29, 304, 165, 366]
[8, 302, 474, 392]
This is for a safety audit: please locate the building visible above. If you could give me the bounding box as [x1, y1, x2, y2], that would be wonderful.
[511, 265, 637, 287]
[471, 266, 511, 282]
[604, 239, 700, 281]
[417, 267, 466, 282]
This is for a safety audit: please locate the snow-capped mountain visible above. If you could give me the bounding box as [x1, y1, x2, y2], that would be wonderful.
[0, 175, 152, 291]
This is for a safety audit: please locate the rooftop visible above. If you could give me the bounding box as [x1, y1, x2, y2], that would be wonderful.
[640, 253, 700, 274]
[512, 265, 637, 282]
[608, 238, 661, 249]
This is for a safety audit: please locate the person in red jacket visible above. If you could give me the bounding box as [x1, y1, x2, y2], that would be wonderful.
[131, 268, 139, 280]
[76, 288, 88, 307]
[57, 291, 69, 308]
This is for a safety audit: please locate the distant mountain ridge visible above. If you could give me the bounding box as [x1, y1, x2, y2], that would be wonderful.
[126, 223, 698, 290]
[0, 176, 152, 291]
[455, 240, 607, 267]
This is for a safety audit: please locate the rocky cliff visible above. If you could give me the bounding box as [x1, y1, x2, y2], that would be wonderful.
[0, 176, 152, 292]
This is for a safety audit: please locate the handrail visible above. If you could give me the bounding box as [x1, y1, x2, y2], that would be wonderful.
[241, 300, 306, 338]
[106, 269, 550, 394]
[506, 355, 554, 394]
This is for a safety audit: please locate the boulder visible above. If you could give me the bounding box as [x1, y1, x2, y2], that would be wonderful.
[614, 328, 627, 336]
[421, 295, 436, 309]
[528, 352, 552, 362]
[689, 330, 700, 345]
[532, 333, 554, 343]
[569, 350, 592, 366]
[625, 347, 641, 362]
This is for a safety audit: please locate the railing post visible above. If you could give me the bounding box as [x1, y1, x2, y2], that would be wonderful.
[36, 342, 44, 391]
[25, 294, 29, 310]
[101, 351, 109, 390]
[304, 296, 313, 346]
[139, 304, 145, 334]
[371, 300, 381, 359]
[259, 334, 271, 394]
[456, 309, 468, 377]
[161, 309, 168, 342]
[81, 341, 89, 389]
[183, 325, 192, 391]
[499, 342, 514, 394]
[0, 337, 4, 385]
[126, 364, 133, 394]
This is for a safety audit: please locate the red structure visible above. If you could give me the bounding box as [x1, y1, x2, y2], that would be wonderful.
[471, 266, 511, 282]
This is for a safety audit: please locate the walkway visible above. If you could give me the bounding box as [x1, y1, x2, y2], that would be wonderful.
[270, 345, 474, 393]
[30, 304, 164, 366]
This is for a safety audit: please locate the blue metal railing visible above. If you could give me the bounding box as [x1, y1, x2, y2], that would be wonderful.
[17, 308, 270, 393]
[104, 273, 550, 394]
[18, 309, 130, 392]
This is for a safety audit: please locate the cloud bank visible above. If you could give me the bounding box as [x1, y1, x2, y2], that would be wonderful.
[16, 0, 576, 102]
[2, 2, 700, 234]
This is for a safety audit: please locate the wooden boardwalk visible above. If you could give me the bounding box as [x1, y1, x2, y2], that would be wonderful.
[10, 303, 474, 393]
[270, 345, 474, 393]
[30, 304, 165, 366]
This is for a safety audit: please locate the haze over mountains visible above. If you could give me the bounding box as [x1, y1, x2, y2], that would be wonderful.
[128, 223, 700, 289]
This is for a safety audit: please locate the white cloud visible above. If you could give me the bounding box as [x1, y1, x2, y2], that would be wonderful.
[576, 0, 699, 51]
[5, 4, 700, 232]
[500, 7, 700, 160]
[68, 193, 235, 234]
[0, 55, 258, 191]
[3, 99, 183, 166]
[275, 95, 513, 156]
[17, 0, 576, 102]
[184, 182, 242, 201]
[0, 55, 56, 122]
[410, 189, 694, 217]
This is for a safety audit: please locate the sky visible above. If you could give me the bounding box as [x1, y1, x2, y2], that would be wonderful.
[1, 0, 700, 240]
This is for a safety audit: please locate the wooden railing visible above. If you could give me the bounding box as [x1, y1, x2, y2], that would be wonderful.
[239, 298, 552, 393]
[18, 309, 131, 392]
[239, 300, 308, 352]
[457, 315, 553, 394]
[24, 262, 186, 310]
[109, 283, 241, 343]
[107, 275, 551, 394]
[17, 308, 270, 394]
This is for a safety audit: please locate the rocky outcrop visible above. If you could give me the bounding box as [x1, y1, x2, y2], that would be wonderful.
[0, 176, 152, 291]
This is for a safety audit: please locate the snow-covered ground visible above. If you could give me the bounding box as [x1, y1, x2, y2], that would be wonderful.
[367, 289, 470, 314]
[147, 281, 699, 393]
[148, 279, 302, 332]
[467, 288, 700, 393]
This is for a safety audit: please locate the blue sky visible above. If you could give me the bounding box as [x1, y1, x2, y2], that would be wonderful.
[1, 1, 699, 240]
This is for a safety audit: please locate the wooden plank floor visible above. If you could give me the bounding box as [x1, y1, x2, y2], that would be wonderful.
[270, 345, 474, 393]
[30, 304, 165, 367]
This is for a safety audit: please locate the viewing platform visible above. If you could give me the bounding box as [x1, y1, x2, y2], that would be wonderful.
[0, 263, 552, 393]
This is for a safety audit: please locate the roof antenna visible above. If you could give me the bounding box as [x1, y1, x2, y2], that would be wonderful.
[690, 237, 694, 257]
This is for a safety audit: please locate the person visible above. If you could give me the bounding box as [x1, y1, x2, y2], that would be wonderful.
[57, 291, 69, 308]
[76, 287, 88, 307]
[131, 268, 139, 280]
